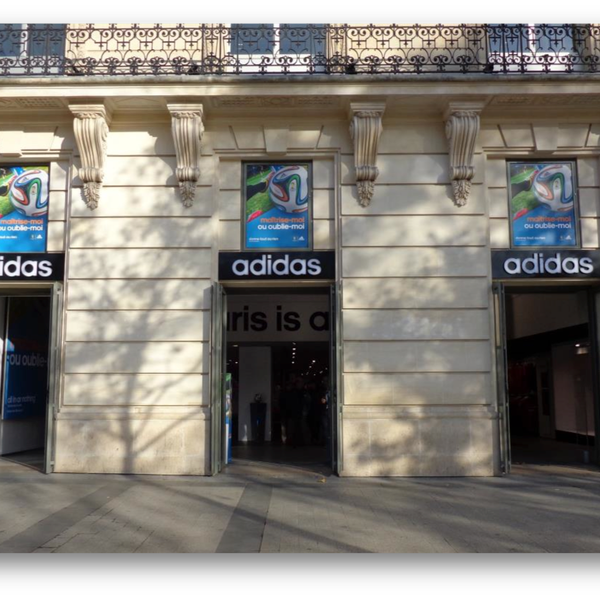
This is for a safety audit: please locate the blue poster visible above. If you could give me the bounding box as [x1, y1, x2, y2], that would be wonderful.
[509, 162, 578, 247]
[0, 166, 49, 252]
[2, 297, 50, 420]
[245, 163, 310, 250]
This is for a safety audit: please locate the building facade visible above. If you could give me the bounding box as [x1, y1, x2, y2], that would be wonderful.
[0, 24, 599, 476]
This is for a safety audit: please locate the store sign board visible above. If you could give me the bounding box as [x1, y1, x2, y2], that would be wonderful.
[0, 253, 64, 281]
[492, 250, 600, 279]
[219, 251, 335, 281]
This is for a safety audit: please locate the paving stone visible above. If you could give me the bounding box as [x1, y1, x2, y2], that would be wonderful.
[0, 465, 598, 553]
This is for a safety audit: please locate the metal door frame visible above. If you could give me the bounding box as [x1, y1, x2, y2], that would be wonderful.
[210, 282, 227, 475]
[587, 287, 600, 465]
[329, 281, 342, 474]
[492, 282, 511, 474]
[44, 283, 63, 474]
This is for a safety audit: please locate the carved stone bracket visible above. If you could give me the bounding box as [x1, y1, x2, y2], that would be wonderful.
[444, 103, 484, 207]
[69, 103, 111, 210]
[349, 102, 385, 207]
[167, 103, 204, 208]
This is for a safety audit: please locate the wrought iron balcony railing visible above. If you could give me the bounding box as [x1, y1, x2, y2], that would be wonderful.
[0, 24, 598, 77]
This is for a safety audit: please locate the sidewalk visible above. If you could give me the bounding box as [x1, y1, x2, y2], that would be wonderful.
[0, 458, 599, 553]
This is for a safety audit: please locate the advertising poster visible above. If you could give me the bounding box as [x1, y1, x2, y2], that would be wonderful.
[509, 162, 578, 247]
[2, 297, 50, 420]
[244, 163, 311, 250]
[0, 166, 49, 252]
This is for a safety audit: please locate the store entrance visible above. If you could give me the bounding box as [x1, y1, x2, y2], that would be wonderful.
[0, 290, 55, 473]
[503, 287, 598, 468]
[217, 288, 335, 475]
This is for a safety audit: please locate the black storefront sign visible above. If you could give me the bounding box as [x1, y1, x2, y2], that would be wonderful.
[0, 253, 65, 281]
[492, 250, 600, 279]
[219, 251, 335, 281]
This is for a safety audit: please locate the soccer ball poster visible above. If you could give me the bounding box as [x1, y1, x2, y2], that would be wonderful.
[244, 163, 311, 250]
[0, 166, 49, 252]
[509, 161, 578, 247]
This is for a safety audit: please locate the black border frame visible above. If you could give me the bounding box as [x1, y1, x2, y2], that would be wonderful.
[0, 553, 600, 585]
[0, 15, 600, 585]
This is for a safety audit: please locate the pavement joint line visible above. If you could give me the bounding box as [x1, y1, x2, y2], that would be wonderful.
[216, 484, 273, 553]
[133, 529, 155, 553]
[0, 481, 132, 554]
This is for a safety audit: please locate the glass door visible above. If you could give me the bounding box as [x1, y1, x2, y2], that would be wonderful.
[0, 24, 66, 76]
[230, 24, 326, 74]
[535, 356, 555, 440]
[0, 286, 59, 474]
[487, 24, 579, 73]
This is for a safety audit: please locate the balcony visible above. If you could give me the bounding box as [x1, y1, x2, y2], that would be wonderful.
[0, 24, 598, 77]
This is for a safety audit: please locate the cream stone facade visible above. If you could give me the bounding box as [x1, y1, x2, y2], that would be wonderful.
[1, 24, 600, 476]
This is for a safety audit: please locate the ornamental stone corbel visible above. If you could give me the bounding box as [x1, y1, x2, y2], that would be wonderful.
[167, 103, 204, 208]
[349, 102, 385, 207]
[444, 102, 485, 207]
[69, 103, 111, 210]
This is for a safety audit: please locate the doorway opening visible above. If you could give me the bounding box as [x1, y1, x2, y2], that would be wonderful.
[0, 288, 56, 473]
[504, 288, 597, 467]
[218, 287, 336, 475]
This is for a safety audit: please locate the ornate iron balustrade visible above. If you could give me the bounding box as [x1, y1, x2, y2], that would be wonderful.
[0, 24, 598, 77]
